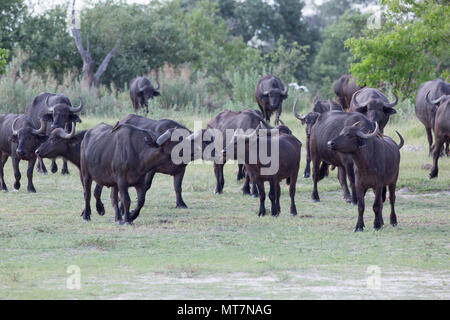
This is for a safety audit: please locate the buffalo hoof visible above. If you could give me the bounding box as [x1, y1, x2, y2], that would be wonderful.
[354, 226, 364, 232]
[429, 169, 438, 179]
[390, 215, 398, 227]
[373, 222, 383, 230]
[28, 186, 36, 193]
[258, 210, 266, 217]
[61, 168, 70, 175]
[120, 220, 133, 226]
[271, 211, 279, 217]
[303, 172, 310, 178]
[1, 187, 8, 192]
[51, 164, 58, 173]
[14, 181, 20, 190]
[81, 210, 91, 221]
[96, 202, 105, 216]
[215, 190, 223, 195]
[312, 198, 320, 203]
[176, 203, 188, 209]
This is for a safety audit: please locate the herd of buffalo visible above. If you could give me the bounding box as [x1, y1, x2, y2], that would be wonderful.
[0, 74, 448, 231]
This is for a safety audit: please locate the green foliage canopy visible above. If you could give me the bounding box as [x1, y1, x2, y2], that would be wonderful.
[346, 0, 450, 98]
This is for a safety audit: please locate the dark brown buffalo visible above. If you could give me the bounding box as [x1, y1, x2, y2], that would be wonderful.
[294, 109, 375, 204]
[0, 114, 47, 192]
[415, 78, 450, 155]
[130, 77, 160, 113]
[328, 122, 404, 231]
[25, 92, 83, 175]
[427, 94, 450, 178]
[294, 97, 343, 178]
[255, 75, 288, 125]
[207, 108, 266, 196]
[222, 122, 301, 216]
[35, 127, 106, 216]
[333, 74, 363, 110]
[350, 87, 398, 132]
[119, 114, 211, 210]
[80, 122, 173, 224]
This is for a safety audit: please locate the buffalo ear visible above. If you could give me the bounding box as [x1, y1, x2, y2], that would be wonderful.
[8, 134, 18, 144]
[356, 106, 367, 114]
[144, 135, 157, 147]
[281, 94, 288, 99]
[69, 114, 82, 123]
[153, 90, 160, 97]
[41, 113, 53, 122]
[383, 107, 397, 115]
[300, 118, 306, 125]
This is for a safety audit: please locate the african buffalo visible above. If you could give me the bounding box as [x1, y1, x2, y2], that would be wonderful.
[294, 108, 375, 204]
[35, 126, 106, 216]
[427, 93, 450, 179]
[350, 87, 398, 132]
[119, 114, 211, 210]
[0, 114, 47, 192]
[80, 122, 174, 224]
[333, 74, 363, 110]
[222, 122, 301, 216]
[207, 108, 267, 196]
[415, 78, 450, 155]
[328, 122, 404, 231]
[25, 92, 83, 175]
[130, 77, 160, 113]
[255, 75, 288, 125]
[294, 97, 343, 178]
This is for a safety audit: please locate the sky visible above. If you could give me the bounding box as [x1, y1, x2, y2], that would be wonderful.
[26, 0, 326, 16]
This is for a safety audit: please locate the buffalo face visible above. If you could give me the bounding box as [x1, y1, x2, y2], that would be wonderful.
[353, 91, 398, 132]
[35, 126, 75, 159]
[262, 88, 288, 111]
[328, 122, 379, 153]
[9, 119, 47, 160]
[41, 96, 83, 130]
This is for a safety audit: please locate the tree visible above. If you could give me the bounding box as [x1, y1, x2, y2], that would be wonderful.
[0, 0, 25, 52]
[309, 11, 369, 96]
[18, 4, 81, 80]
[346, 0, 450, 98]
[0, 48, 8, 74]
[71, 0, 118, 89]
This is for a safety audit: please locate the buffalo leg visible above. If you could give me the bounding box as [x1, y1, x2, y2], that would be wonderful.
[37, 157, 48, 174]
[110, 187, 122, 222]
[174, 169, 187, 208]
[311, 158, 321, 202]
[61, 159, 69, 175]
[237, 164, 245, 180]
[242, 174, 251, 195]
[268, 180, 278, 216]
[355, 185, 366, 232]
[373, 185, 384, 230]
[117, 180, 132, 225]
[256, 180, 266, 216]
[426, 127, 433, 155]
[26, 157, 37, 193]
[51, 159, 58, 173]
[0, 152, 8, 191]
[303, 137, 311, 178]
[289, 173, 298, 216]
[11, 156, 21, 190]
[93, 184, 105, 216]
[388, 184, 397, 226]
[81, 174, 92, 221]
[130, 185, 147, 221]
[213, 163, 225, 194]
[430, 138, 444, 179]
[345, 163, 357, 205]
[337, 166, 352, 203]
[251, 181, 259, 197]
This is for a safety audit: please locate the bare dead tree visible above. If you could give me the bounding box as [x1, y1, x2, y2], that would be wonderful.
[71, 0, 118, 89]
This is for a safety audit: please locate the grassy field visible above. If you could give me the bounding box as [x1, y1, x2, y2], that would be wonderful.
[0, 109, 449, 299]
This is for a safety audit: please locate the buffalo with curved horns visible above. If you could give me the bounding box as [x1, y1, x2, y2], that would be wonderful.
[130, 77, 161, 113]
[350, 87, 398, 133]
[25, 92, 83, 175]
[255, 75, 288, 125]
[415, 78, 450, 155]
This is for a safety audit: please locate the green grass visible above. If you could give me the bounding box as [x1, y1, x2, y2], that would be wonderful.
[0, 110, 449, 299]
